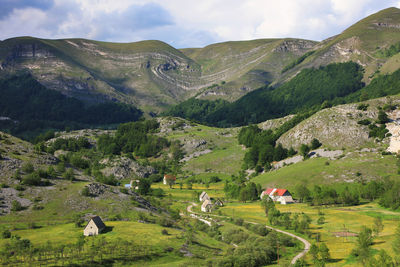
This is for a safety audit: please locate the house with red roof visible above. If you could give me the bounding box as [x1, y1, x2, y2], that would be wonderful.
[163, 174, 176, 185]
[260, 188, 294, 205]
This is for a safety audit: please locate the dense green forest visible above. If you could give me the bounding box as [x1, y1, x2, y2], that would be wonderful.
[0, 73, 142, 139]
[161, 98, 229, 123]
[166, 62, 364, 127]
[97, 120, 169, 158]
[342, 69, 400, 102]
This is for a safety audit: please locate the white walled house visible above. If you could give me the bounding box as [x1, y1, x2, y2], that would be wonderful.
[260, 188, 294, 205]
[163, 174, 176, 185]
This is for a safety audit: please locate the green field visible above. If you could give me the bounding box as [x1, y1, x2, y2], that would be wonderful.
[252, 152, 399, 190]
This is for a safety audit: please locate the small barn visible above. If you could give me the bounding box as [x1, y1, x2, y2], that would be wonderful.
[199, 191, 210, 202]
[260, 188, 294, 205]
[163, 174, 176, 185]
[214, 198, 224, 207]
[201, 199, 213, 212]
[83, 216, 106, 236]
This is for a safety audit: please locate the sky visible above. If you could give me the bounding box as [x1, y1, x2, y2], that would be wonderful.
[0, 0, 399, 48]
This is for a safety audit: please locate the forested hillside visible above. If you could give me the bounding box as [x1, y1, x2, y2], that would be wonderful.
[166, 62, 364, 127]
[0, 73, 142, 139]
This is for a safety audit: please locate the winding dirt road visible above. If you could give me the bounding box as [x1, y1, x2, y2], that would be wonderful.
[186, 202, 310, 265]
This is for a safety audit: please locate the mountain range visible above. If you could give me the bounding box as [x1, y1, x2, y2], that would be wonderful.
[2, 7, 400, 116]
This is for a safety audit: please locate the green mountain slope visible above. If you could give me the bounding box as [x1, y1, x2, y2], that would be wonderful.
[2, 7, 400, 119]
[279, 7, 400, 84]
[166, 62, 364, 127]
[0, 37, 317, 113]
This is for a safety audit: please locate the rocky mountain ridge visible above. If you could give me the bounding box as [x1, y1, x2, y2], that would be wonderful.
[1, 8, 400, 115]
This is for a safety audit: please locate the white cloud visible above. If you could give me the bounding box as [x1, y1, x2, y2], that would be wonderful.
[0, 0, 399, 47]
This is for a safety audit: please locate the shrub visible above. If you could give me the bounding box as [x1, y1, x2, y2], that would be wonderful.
[120, 188, 129, 194]
[22, 172, 41, 186]
[358, 119, 371, 125]
[21, 162, 34, 173]
[14, 184, 24, 191]
[152, 188, 165, 197]
[70, 155, 90, 169]
[32, 204, 44, 210]
[11, 200, 23, 211]
[56, 162, 66, 173]
[37, 169, 48, 178]
[81, 187, 91, 197]
[357, 104, 369, 111]
[63, 169, 75, 181]
[161, 229, 169, 235]
[310, 138, 322, 149]
[108, 214, 122, 221]
[378, 110, 389, 124]
[1, 229, 11, 239]
[234, 218, 244, 226]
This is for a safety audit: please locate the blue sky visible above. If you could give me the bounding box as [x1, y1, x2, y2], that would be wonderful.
[0, 0, 399, 48]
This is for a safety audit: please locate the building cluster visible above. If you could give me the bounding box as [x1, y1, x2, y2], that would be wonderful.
[199, 191, 224, 212]
[260, 188, 294, 205]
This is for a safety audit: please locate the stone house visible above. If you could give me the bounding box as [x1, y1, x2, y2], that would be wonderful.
[201, 199, 213, 212]
[199, 191, 210, 202]
[83, 216, 106, 236]
[214, 198, 224, 207]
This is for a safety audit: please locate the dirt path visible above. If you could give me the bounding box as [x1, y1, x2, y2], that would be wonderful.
[185, 202, 310, 265]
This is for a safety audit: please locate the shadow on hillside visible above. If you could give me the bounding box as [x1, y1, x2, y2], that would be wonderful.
[192, 240, 222, 251]
[102, 226, 114, 234]
[328, 258, 342, 263]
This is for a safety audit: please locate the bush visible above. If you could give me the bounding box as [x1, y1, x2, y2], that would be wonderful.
[234, 218, 244, 226]
[1, 229, 11, 239]
[357, 104, 369, 111]
[11, 200, 23, 211]
[32, 204, 44, 210]
[63, 169, 75, 181]
[37, 169, 48, 178]
[14, 184, 24, 191]
[161, 229, 169, 235]
[251, 224, 269, 236]
[152, 188, 165, 197]
[81, 187, 91, 197]
[70, 155, 90, 169]
[22, 172, 41, 186]
[357, 119, 371, 125]
[378, 110, 389, 124]
[120, 188, 129, 194]
[310, 138, 322, 149]
[21, 162, 34, 173]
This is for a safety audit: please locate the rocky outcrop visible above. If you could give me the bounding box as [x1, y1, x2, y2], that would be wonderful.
[100, 157, 156, 179]
[277, 97, 400, 149]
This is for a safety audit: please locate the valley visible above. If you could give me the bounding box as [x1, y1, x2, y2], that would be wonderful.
[2, 6, 400, 267]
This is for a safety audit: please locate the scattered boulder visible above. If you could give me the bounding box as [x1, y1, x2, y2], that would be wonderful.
[85, 183, 108, 197]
